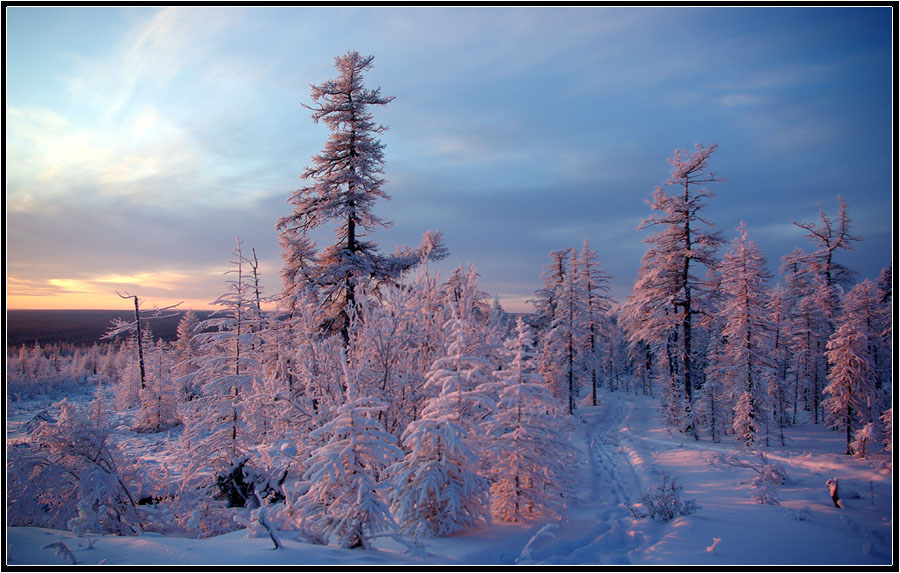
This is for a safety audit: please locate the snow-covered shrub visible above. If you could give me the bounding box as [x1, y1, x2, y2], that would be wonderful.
[851, 423, 877, 458]
[296, 394, 401, 549]
[7, 399, 145, 534]
[42, 541, 78, 565]
[176, 495, 241, 539]
[233, 495, 284, 549]
[389, 418, 491, 538]
[635, 474, 698, 522]
[215, 457, 259, 508]
[709, 450, 786, 505]
[749, 479, 781, 505]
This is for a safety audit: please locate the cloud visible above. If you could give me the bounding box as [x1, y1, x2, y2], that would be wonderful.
[7, 263, 256, 310]
[64, 7, 241, 117]
[46, 278, 102, 294]
[705, 61, 834, 94]
[7, 6, 285, 216]
[7, 276, 81, 297]
[717, 93, 766, 108]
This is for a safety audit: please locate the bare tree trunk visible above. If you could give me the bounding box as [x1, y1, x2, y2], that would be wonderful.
[124, 294, 147, 390]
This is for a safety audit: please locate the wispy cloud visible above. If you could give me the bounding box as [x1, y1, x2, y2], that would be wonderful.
[717, 93, 767, 108]
[7, 6, 280, 216]
[65, 7, 241, 117]
[7, 276, 84, 297]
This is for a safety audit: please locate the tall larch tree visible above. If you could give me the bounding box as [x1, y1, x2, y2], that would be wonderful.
[578, 238, 613, 406]
[275, 51, 445, 344]
[793, 198, 862, 414]
[632, 143, 724, 437]
[767, 283, 793, 445]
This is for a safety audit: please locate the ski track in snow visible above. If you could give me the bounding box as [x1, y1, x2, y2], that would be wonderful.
[516, 395, 659, 565]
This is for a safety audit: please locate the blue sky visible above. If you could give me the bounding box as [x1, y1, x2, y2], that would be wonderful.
[5, 6, 894, 311]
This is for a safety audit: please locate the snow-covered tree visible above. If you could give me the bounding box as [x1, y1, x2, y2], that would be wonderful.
[577, 239, 612, 405]
[535, 249, 587, 414]
[422, 314, 495, 431]
[483, 317, 573, 522]
[628, 143, 724, 437]
[790, 199, 862, 419]
[180, 239, 263, 506]
[274, 51, 445, 344]
[553, 249, 588, 414]
[715, 223, 774, 447]
[626, 339, 654, 397]
[532, 249, 570, 333]
[840, 280, 891, 398]
[352, 283, 429, 437]
[388, 415, 491, 538]
[824, 322, 878, 455]
[278, 289, 348, 432]
[792, 197, 861, 290]
[388, 304, 493, 537]
[701, 319, 727, 443]
[296, 352, 401, 548]
[134, 337, 179, 433]
[850, 423, 877, 458]
[174, 310, 201, 401]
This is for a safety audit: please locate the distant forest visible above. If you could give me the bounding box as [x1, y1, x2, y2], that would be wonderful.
[6, 310, 216, 347]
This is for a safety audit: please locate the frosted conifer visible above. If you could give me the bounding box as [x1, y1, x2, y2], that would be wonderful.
[275, 51, 445, 343]
[484, 317, 573, 522]
[716, 223, 774, 446]
[296, 354, 401, 548]
[627, 144, 724, 437]
[824, 322, 877, 455]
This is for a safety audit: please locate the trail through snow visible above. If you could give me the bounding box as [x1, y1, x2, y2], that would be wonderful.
[514, 395, 659, 565]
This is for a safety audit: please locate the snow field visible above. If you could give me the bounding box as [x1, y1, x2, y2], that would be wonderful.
[6, 388, 893, 566]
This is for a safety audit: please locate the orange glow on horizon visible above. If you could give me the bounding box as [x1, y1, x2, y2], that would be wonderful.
[6, 293, 226, 312]
[6, 267, 286, 312]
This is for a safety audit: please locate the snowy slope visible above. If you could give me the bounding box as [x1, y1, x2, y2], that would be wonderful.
[6, 391, 894, 566]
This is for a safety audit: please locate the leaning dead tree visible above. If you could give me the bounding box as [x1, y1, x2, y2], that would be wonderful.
[103, 292, 182, 389]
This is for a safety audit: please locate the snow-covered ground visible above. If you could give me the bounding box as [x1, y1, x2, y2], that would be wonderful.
[6, 391, 894, 566]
